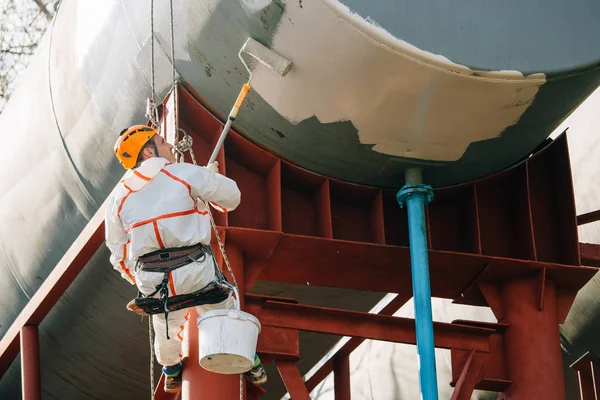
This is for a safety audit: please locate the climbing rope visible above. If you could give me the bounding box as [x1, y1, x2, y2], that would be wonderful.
[150, 0, 155, 100]
[146, 0, 159, 129]
[165, 2, 243, 394]
[206, 203, 239, 290]
[162, 0, 238, 293]
[149, 318, 156, 400]
[174, 128, 197, 164]
[168, 0, 180, 161]
[146, 1, 243, 397]
[148, 2, 157, 397]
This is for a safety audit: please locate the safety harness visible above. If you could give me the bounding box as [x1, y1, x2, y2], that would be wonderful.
[134, 242, 232, 339]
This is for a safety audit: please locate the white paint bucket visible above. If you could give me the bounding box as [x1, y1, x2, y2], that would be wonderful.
[197, 309, 261, 374]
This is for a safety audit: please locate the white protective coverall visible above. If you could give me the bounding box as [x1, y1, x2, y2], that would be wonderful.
[105, 157, 240, 366]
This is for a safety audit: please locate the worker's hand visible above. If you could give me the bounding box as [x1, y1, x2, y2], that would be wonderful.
[207, 161, 219, 174]
[126, 299, 149, 317]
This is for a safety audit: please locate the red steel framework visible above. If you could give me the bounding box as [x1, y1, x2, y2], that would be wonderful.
[1, 82, 600, 399]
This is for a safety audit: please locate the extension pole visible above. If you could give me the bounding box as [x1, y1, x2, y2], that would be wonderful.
[208, 84, 251, 165]
[397, 168, 438, 400]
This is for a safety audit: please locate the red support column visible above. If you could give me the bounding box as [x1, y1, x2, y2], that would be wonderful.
[181, 243, 246, 400]
[450, 349, 483, 400]
[276, 360, 311, 400]
[333, 355, 351, 400]
[502, 278, 565, 399]
[20, 325, 41, 400]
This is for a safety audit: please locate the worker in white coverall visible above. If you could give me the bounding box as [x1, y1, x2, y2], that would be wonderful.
[105, 125, 266, 393]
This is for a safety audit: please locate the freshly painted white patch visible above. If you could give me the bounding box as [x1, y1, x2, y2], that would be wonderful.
[249, 0, 546, 162]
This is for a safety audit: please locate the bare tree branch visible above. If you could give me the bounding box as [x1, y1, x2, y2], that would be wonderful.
[32, 0, 53, 21]
[0, 0, 54, 111]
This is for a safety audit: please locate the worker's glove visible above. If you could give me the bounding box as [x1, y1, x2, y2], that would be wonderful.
[206, 161, 219, 174]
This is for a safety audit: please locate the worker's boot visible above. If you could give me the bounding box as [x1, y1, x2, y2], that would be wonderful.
[163, 362, 183, 393]
[246, 355, 268, 386]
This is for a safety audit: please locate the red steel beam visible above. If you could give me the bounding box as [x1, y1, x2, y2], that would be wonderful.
[333, 355, 351, 400]
[450, 348, 483, 400]
[276, 360, 311, 400]
[305, 359, 333, 394]
[230, 229, 597, 304]
[337, 294, 411, 358]
[503, 278, 565, 399]
[260, 301, 492, 352]
[305, 293, 410, 392]
[450, 348, 474, 400]
[580, 243, 600, 267]
[246, 383, 267, 400]
[0, 197, 108, 379]
[578, 210, 600, 226]
[245, 294, 301, 362]
[20, 325, 41, 400]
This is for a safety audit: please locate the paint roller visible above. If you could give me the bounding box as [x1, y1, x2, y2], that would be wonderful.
[208, 38, 292, 164]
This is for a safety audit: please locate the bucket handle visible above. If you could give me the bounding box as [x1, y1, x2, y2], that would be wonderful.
[220, 281, 241, 312]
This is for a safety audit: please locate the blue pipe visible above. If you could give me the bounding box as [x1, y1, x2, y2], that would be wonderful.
[397, 183, 437, 400]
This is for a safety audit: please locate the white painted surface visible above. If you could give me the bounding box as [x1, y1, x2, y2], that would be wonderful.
[251, 0, 546, 162]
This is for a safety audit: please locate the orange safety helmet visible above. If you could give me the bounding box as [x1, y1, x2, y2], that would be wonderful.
[114, 125, 157, 169]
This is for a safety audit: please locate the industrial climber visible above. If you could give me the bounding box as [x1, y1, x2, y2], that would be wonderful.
[104, 125, 267, 393]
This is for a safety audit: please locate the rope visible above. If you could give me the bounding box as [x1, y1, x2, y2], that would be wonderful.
[152, 2, 243, 398]
[150, 0, 155, 100]
[240, 374, 244, 399]
[206, 204, 239, 290]
[169, 0, 176, 87]
[149, 317, 156, 400]
[169, 0, 179, 160]
[148, 4, 157, 399]
[175, 128, 239, 291]
[146, 0, 159, 129]
[164, 0, 238, 340]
